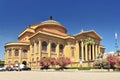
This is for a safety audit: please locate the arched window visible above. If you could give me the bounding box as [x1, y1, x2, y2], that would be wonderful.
[15, 49, 19, 56]
[59, 44, 64, 53]
[22, 50, 27, 57]
[42, 41, 47, 52]
[51, 43, 56, 52]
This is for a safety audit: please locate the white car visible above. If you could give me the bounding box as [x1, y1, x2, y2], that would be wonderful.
[12, 66, 19, 71]
[0, 67, 6, 71]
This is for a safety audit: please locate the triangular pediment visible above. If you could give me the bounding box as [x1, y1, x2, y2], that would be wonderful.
[74, 30, 102, 40]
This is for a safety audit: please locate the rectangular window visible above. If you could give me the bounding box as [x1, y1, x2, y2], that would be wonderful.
[42, 46, 47, 51]
[22, 50, 27, 57]
[51, 48, 55, 52]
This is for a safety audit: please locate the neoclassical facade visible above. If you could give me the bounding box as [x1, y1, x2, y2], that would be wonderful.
[4, 17, 105, 68]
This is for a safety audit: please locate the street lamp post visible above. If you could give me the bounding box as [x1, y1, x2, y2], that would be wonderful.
[115, 32, 118, 55]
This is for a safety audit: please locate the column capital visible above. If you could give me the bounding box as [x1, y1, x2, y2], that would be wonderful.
[37, 38, 40, 41]
[67, 41, 71, 45]
[57, 41, 61, 44]
[81, 41, 84, 47]
[76, 40, 79, 43]
[19, 48, 23, 50]
[48, 40, 52, 42]
[80, 39, 84, 42]
[32, 40, 35, 43]
[95, 42, 99, 45]
[13, 48, 20, 50]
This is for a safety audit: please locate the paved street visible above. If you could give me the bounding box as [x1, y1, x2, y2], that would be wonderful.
[0, 71, 120, 80]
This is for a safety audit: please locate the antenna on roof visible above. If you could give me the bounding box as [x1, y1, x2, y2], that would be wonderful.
[50, 16, 53, 20]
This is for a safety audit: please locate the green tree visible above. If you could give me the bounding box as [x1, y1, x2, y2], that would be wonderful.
[0, 60, 4, 67]
[116, 50, 120, 56]
[84, 37, 95, 66]
[116, 50, 120, 53]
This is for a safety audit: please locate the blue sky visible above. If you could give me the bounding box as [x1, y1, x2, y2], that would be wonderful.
[0, 0, 120, 59]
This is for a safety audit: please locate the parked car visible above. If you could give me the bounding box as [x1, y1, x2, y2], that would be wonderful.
[13, 66, 21, 71]
[21, 66, 31, 71]
[0, 67, 6, 71]
[6, 66, 14, 71]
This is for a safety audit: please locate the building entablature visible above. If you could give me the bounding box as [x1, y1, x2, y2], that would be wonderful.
[100, 45, 106, 49]
[29, 31, 67, 40]
[65, 35, 75, 39]
[5, 42, 29, 47]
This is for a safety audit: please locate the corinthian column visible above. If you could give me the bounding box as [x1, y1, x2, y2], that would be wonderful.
[92, 44, 95, 60]
[75, 40, 79, 62]
[34, 41, 37, 54]
[81, 41, 84, 61]
[56, 42, 59, 57]
[95, 44, 98, 59]
[98, 46, 100, 54]
[39, 39, 41, 59]
[48, 40, 51, 57]
[85, 44, 88, 61]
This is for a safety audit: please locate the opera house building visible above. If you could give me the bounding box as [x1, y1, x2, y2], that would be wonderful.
[4, 17, 105, 68]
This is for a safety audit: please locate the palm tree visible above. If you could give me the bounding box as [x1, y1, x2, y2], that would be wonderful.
[84, 37, 95, 66]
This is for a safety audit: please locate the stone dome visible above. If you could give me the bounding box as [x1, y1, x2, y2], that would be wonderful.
[35, 19, 67, 34]
[41, 20, 63, 26]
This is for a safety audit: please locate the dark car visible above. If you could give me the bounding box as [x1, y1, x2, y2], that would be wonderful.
[6, 67, 14, 71]
[21, 66, 31, 71]
[13, 66, 21, 71]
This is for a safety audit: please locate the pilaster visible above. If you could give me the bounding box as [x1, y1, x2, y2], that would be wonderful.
[75, 40, 79, 62]
[95, 44, 98, 59]
[34, 41, 37, 54]
[56, 42, 59, 57]
[39, 39, 41, 59]
[81, 41, 84, 61]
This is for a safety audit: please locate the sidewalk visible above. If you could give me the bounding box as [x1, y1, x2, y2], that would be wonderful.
[0, 70, 120, 80]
